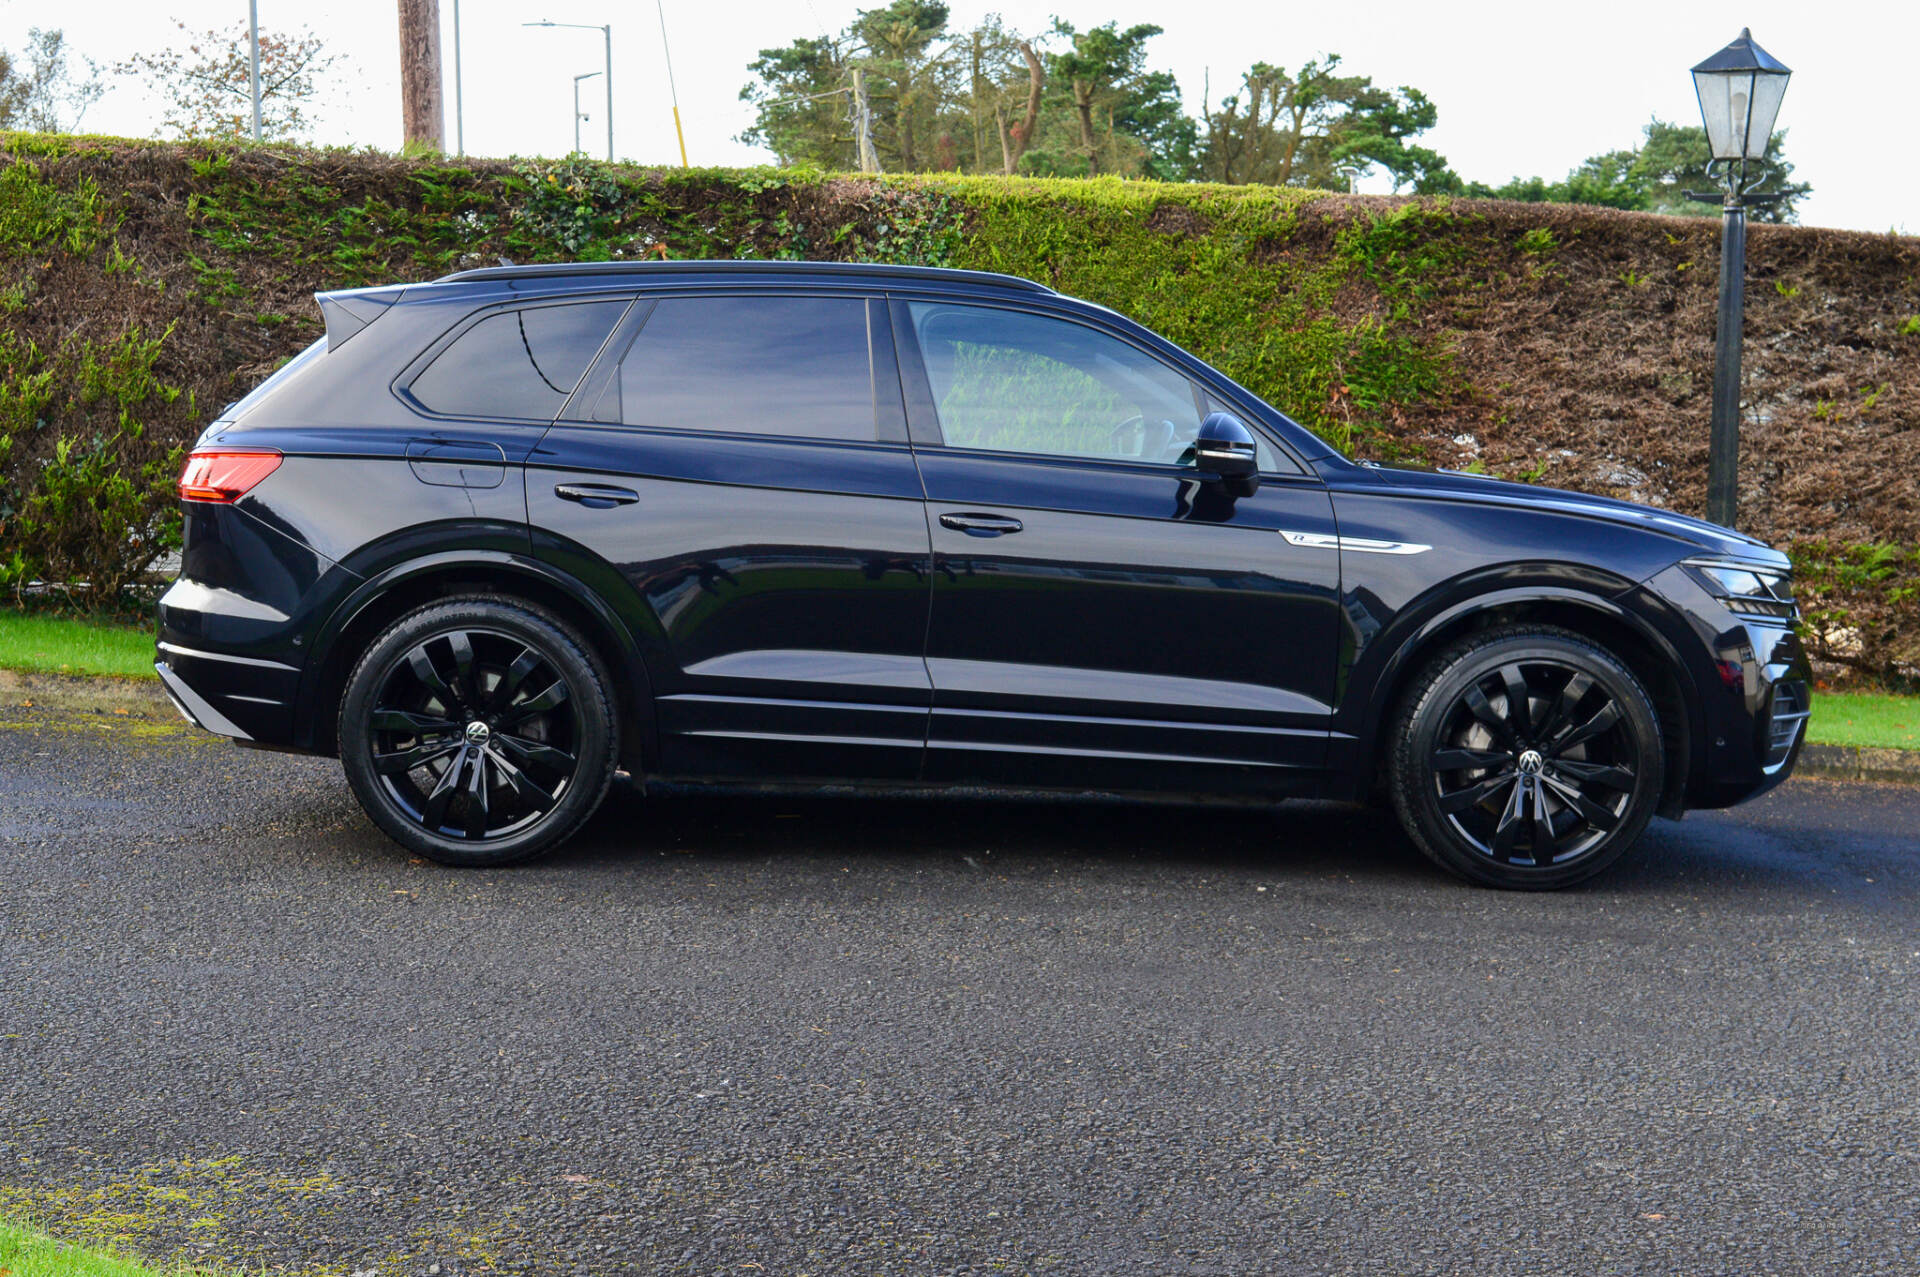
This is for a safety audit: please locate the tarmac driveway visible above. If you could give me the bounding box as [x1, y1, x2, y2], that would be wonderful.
[1, 707, 1916, 1275]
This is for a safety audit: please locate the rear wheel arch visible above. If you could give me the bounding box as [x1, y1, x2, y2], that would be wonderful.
[301, 552, 655, 769]
[1357, 588, 1697, 819]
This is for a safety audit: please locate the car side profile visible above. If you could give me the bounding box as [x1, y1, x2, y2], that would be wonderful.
[157, 261, 1810, 888]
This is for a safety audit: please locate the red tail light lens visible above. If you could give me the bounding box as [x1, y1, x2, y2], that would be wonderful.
[178, 449, 282, 503]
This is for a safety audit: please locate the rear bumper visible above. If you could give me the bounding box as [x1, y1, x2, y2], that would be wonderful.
[154, 638, 301, 743]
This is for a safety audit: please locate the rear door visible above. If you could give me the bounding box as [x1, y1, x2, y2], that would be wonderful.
[894, 296, 1341, 796]
[528, 291, 933, 781]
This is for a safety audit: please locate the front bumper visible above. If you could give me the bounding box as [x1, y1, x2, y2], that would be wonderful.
[1636, 564, 1813, 810]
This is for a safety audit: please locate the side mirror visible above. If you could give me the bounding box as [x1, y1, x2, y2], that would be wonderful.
[1193, 412, 1260, 494]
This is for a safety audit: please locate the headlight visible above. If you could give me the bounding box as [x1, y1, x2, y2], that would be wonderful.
[1682, 557, 1797, 620]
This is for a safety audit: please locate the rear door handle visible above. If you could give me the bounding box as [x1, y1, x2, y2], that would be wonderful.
[939, 512, 1024, 537]
[555, 482, 639, 508]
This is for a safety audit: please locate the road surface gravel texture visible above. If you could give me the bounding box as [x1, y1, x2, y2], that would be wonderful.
[1, 708, 1915, 1276]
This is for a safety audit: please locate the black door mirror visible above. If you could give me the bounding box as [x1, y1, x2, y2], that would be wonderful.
[1192, 412, 1260, 494]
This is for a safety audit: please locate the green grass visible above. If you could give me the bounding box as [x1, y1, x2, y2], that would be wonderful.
[1807, 690, 1920, 751]
[0, 608, 156, 678]
[0, 1219, 227, 1277]
[0, 605, 1915, 752]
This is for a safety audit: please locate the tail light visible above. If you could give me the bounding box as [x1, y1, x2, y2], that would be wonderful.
[178, 449, 282, 503]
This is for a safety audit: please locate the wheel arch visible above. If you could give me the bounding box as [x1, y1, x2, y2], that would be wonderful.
[297, 550, 657, 769]
[1349, 584, 1699, 819]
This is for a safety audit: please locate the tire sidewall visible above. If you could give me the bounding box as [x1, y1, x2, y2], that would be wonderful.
[1393, 631, 1665, 890]
[338, 599, 616, 866]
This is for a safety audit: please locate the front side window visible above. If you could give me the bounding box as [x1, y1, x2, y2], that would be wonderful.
[410, 301, 626, 420]
[616, 296, 876, 441]
[909, 302, 1212, 465]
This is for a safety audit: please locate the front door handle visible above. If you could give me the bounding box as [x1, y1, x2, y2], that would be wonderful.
[555, 482, 640, 508]
[939, 512, 1023, 537]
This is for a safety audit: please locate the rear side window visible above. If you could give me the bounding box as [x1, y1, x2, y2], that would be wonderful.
[410, 301, 625, 420]
[617, 296, 875, 441]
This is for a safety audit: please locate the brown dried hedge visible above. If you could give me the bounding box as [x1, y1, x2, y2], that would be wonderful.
[0, 135, 1912, 680]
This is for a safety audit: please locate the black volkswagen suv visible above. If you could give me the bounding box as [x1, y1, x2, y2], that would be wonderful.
[157, 261, 1809, 888]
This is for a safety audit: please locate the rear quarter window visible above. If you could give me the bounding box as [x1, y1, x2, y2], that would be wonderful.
[616, 296, 876, 441]
[409, 301, 626, 420]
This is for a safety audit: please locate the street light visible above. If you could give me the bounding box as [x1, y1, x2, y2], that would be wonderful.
[1687, 28, 1792, 530]
[573, 71, 602, 157]
[247, 0, 262, 141]
[525, 20, 613, 161]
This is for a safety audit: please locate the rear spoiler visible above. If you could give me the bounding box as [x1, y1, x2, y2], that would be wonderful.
[314, 284, 409, 349]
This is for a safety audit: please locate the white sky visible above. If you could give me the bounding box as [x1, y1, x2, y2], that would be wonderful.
[26, 0, 1920, 232]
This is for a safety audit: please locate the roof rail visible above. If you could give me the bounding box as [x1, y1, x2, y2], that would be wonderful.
[432, 259, 1054, 294]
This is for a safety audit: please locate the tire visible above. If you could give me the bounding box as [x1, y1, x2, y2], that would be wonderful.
[338, 596, 618, 866]
[1386, 625, 1664, 890]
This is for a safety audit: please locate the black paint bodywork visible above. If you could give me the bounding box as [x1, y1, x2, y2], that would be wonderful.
[158, 261, 1809, 817]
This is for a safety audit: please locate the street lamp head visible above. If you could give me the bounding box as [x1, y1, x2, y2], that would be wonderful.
[1691, 28, 1791, 163]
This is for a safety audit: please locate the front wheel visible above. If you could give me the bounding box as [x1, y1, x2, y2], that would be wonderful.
[1387, 626, 1664, 890]
[338, 597, 617, 866]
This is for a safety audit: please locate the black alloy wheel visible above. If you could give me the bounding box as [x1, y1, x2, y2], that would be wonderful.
[1388, 626, 1664, 889]
[339, 598, 617, 866]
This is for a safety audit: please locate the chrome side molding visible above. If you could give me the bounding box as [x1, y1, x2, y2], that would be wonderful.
[1280, 530, 1432, 555]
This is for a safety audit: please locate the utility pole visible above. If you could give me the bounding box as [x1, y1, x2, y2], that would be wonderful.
[397, 0, 445, 152]
[247, 0, 262, 141]
[851, 68, 880, 174]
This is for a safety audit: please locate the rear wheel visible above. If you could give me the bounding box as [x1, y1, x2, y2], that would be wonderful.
[1387, 626, 1664, 890]
[338, 597, 617, 866]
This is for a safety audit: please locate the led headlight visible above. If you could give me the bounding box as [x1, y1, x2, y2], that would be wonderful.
[1683, 557, 1797, 620]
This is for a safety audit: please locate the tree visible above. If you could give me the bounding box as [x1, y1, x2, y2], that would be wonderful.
[739, 36, 852, 168]
[850, 0, 951, 172]
[114, 21, 340, 141]
[1461, 119, 1810, 223]
[1042, 21, 1192, 179]
[1198, 55, 1451, 191]
[0, 28, 103, 132]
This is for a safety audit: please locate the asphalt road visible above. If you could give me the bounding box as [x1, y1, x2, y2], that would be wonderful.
[2, 708, 1916, 1276]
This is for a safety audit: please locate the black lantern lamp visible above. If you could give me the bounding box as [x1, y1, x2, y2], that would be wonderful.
[1688, 29, 1792, 529]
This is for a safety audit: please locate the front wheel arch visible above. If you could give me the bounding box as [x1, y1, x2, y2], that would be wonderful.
[1354, 590, 1695, 819]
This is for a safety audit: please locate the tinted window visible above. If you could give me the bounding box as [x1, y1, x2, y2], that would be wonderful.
[909, 302, 1205, 464]
[617, 297, 875, 440]
[411, 301, 625, 420]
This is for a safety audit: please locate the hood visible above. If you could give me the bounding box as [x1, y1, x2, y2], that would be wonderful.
[1350, 461, 1786, 566]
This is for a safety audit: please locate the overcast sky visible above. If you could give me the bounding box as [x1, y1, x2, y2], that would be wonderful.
[20, 0, 1918, 232]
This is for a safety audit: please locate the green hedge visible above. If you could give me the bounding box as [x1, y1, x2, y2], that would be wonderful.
[0, 135, 1913, 681]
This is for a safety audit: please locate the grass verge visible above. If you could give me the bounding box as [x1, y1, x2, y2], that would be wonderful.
[1806, 690, 1920, 752]
[0, 607, 1913, 751]
[0, 1218, 226, 1277]
[0, 609, 155, 679]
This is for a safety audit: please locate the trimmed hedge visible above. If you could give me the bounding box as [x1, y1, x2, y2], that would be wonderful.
[0, 134, 1913, 679]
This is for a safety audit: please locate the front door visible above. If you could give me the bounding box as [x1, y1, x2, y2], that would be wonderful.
[529, 292, 933, 780]
[894, 297, 1341, 796]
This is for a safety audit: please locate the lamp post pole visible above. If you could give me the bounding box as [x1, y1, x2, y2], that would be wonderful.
[526, 21, 614, 161]
[1687, 28, 1792, 531]
[452, 0, 464, 155]
[1705, 188, 1747, 528]
[573, 71, 601, 156]
[247, 0, 263, 141]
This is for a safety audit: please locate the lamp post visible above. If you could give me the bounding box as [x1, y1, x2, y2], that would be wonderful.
[525, 20, 613, 161]
[452, 0, 464, 155]
[1687, 28, 1791, 530]
[247, 0, 262, 141]
[573, 71, 602, 156]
